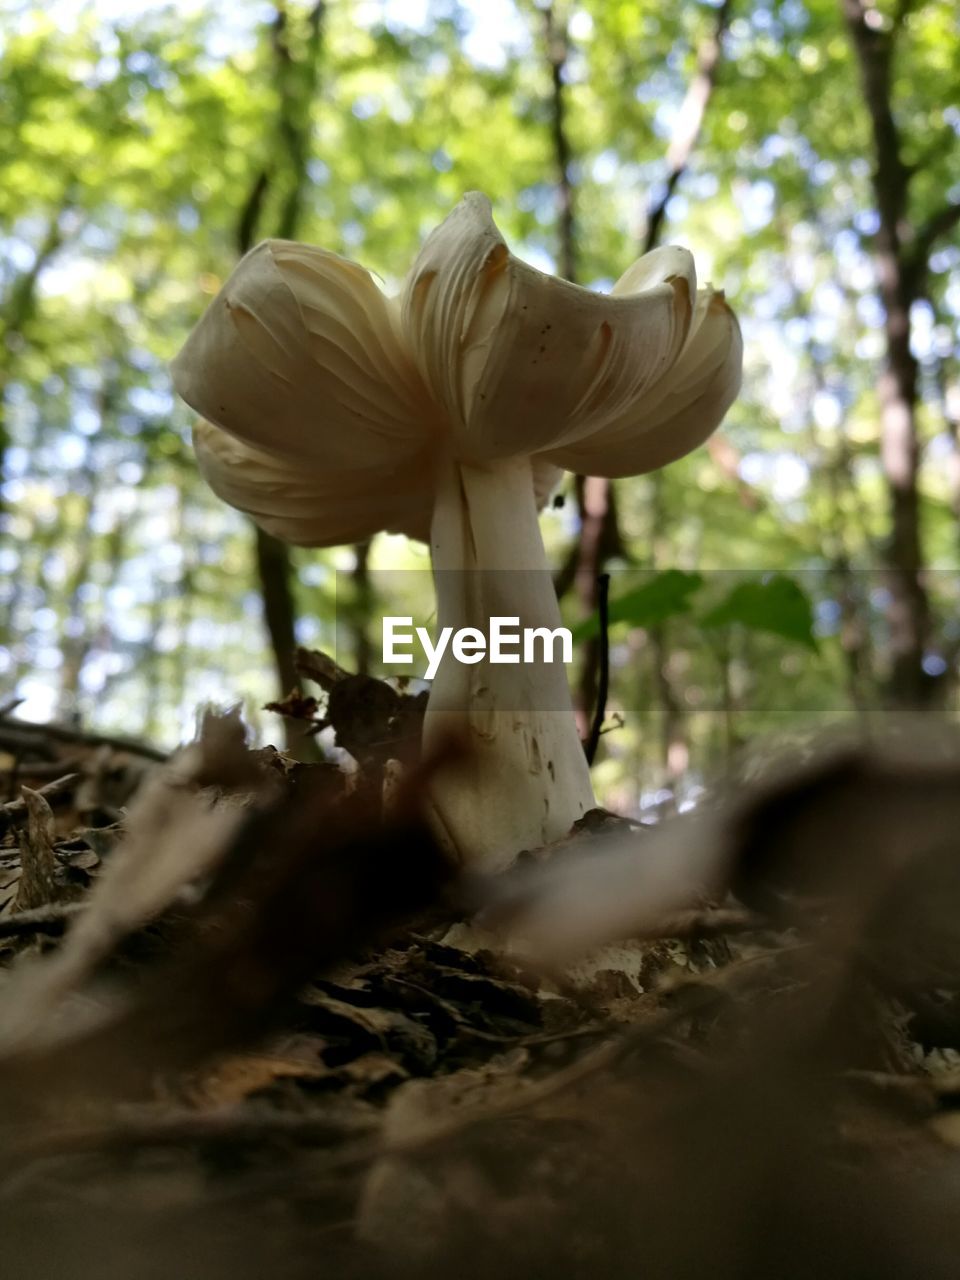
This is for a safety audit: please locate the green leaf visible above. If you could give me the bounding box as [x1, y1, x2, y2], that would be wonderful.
[570, 570, 704, 643]
[699, 575, 818, 651]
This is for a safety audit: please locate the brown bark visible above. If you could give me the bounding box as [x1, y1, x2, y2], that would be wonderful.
[646, 474, 686, 784]
[232, 1, 326, 752]
[351, 540, 373, 676]
[542, 3, 577, 283]
[934, 342, 960, 528]
[234, 151, 302, 747]
[574, 476, 624, 726]
[272, 1, 325, 242]
[840, 0, 957, 706]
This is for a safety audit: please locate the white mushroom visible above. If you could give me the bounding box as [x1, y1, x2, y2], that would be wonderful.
[171, 193, 742, 871]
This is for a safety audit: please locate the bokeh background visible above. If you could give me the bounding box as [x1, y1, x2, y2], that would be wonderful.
[1, 0, 958, 813]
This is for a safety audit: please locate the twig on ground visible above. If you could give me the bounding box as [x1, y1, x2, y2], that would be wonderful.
[0, 760, 81, 780]
[0, 717, 168, 764]
[0, 903, 85, 939]
[0, 774, 81, 833]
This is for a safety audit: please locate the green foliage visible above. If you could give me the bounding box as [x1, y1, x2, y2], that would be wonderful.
[699, 575, 818, 652]
[572, 570, 704, 641]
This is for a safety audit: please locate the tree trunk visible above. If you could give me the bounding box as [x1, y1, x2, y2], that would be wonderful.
[0, 198, 74, 519]
[231, 1, 326, 753]
[842, 0, 928, 706]
[542, 2, 577, 283]
[351, 540, 373, 676]
[558, 0, 731, 747]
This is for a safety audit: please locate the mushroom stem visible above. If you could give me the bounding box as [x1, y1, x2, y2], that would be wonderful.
[423, 452, 595, 870]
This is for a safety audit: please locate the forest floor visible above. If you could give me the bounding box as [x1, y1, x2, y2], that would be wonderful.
[1, 663, 960, 1280]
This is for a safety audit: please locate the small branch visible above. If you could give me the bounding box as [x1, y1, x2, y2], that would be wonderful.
[0, 772, 80, 819]
[0, 768, 80, 829]
[0, 902, 85, 939]
[0, 716, 168, 763]
[272, 0, 326, 240]
[641, 0, 732, 253]
[236, 167, 272, 256]
[542, 1, 577, 281]
[1, 187, 77, 339]
[912, 199, 960, 272]
[584, 572, 610, 765]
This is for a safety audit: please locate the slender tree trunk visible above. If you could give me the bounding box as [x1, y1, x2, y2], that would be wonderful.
[542, 2, 577, 283]
[540, 3, 591, 732]
[928, 337, 960, 708]
[934, 341, 960, 528]
[559, 1, 731, 749]
[233, 173, 303, 747]
[0, 197, 74, 519]
[572, 475, 624, 721]
[646, 473, 687, 785]
[552, 1, 733, 573]
[58, 482, 96, 719]
[351, 540, 373, 675]
[231, 1, 326, 752]
[842, 0, 930, 706]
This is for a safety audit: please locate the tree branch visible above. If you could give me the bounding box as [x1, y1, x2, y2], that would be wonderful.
[641, 0, 733, 252]
[912, 199, 960, 269]
[2, 188, 77, 337]
[842, 0, 931, 705]
[236, 167, 272, 256]
[542, 2, 577, 282]
[272, 0, 326, 240]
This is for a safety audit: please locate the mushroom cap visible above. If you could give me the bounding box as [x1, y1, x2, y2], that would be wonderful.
[172, 239, 439, 470]
[401, 192, 742, 472]
[171, 195, 742, 546]
[194, 419, 562, 546]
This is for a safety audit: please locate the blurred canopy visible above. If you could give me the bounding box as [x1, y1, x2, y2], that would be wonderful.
[1, 0, 959, 811]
